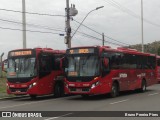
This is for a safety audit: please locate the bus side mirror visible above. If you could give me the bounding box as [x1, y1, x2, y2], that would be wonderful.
[60, 57, 65, 70]
[61, 57, 68, 70]
[103, 58, 109, 68]
[102, 58, 110, 77]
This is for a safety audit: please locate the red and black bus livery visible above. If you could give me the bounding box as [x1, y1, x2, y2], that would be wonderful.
[7, 48, 65, 98]
[64, 46, 157, 97]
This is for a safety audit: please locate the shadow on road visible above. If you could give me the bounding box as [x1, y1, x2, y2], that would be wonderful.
[5, 94, 72, 102]
[1, 89, 156, 102]
[67, 89, 155, 101]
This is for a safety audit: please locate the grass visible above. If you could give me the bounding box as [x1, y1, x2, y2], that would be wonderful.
[0, 77, 6, 93]
[0, 72, 14, 98]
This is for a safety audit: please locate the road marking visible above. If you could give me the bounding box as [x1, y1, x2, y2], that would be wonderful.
[0, 96, 77, 110]
[110, 99, 129, 105]
[0, 101, 45, 109]
[44, 113, 73, 120]
[148, 93, 159, 96]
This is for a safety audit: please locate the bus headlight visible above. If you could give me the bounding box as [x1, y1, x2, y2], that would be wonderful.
[33, 82, 37, 86]
[91, 81, 100, 89]
[6, 83, 9, 89]
[29, 82, 37, 89]
[64, 82, 68, 88]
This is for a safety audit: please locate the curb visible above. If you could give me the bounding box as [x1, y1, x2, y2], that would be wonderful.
[0, 95, 28, 100]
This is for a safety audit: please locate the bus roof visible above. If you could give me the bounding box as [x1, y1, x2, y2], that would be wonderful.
[9, 48, 65, 54]
[67, 46, 155, 57]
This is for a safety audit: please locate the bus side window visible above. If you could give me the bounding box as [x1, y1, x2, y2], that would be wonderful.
[157, 59, 160, 66]
[52, 55, 62, 70]
[54, 58, 61, 70]
[102, 57, 110, 76]
[39, 55, 52, 73]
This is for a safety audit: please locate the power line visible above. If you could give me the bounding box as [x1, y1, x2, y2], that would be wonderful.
[0, 18, 126, 46]
[0, 18, 65, 32]
[71, 25, 128, 46]
[78, 32, 126, 46]
[73, 19, 130, 46]
[103, 0, 160, 28]
[0, 26, 63, 35]
[104, 0, 140, 18]
[0, 17, 106, 43]
[0, 16, 127, 46]
[0, 8, 65, 17]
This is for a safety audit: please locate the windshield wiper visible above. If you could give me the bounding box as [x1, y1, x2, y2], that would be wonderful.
[82, 55, 90, 65]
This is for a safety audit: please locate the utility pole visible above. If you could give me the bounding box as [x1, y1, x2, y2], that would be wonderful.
[65, 0, 71, 48]
[141, 0, 144, 52]
[22, 0, 26, 49]
[0, 53, 4, 78]
[102, 33, 104, 46]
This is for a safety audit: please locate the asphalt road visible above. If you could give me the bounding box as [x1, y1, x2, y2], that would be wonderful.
[0, 84, 160, 120]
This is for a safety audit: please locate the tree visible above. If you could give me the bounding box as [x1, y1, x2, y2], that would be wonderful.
[157, 47, 160, 55]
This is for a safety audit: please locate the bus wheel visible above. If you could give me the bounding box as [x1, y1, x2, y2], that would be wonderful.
[30, 95, 37, 99]
[110, 82, 119, 98]
[140, 80, 146, 92]
[54, 83, 64, 98]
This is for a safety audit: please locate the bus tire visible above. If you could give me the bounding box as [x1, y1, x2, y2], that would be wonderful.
[30, 95, 37, 99]
[54, 83, 64, 98]
[110, 82, 119, 98]
[140, 80, 147, 92]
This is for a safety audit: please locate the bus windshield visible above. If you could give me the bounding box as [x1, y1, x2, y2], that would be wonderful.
[66, 55, 100, 77]
[7, 57, 36, 78]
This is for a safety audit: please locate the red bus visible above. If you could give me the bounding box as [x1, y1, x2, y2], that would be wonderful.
[7, 48, 65, 98]
[156, 56, 160, 82]
[64, 46, 157, 97]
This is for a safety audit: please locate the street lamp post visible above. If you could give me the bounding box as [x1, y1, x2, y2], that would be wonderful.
[141, 0, 144, 52]
[65, 0, 71, 48]
[71, 6, 104, 39]
[65, 0, 78, 48]
[22, 0, 26, 49]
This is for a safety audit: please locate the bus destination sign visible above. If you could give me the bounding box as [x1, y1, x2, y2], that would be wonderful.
[69, 48, 95, 54]
[10, 50, 32, 57]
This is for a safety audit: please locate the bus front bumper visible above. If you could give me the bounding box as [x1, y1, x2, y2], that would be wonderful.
[64, 81, 110, 95]
[7, 82, 38, 95]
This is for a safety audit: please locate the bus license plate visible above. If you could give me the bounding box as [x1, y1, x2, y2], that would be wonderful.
[76, 88, 82, 92]
[16, 90, 21, 92]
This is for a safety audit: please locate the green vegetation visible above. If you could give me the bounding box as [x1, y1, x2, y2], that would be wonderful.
[0, 77, 7, 98]
[0, 77, 6, 93]
[0, 72, 14, 98]
[129, 41, 160, 55]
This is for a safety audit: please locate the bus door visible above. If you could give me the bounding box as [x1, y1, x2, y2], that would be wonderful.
[145, 56, 156, 86]
[127, 54, 138, 90]
[156, 58, 160, 82]
[38, 53, 53, 94]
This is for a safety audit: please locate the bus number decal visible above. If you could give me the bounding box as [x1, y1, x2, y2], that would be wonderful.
[137, 73, 146, 78]
[119, 73, 127, 78]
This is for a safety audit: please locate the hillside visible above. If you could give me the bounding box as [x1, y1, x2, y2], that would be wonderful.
[129, 41, 160, 55]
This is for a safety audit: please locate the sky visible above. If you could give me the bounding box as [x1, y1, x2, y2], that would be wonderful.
[0, 0, 160, 59]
